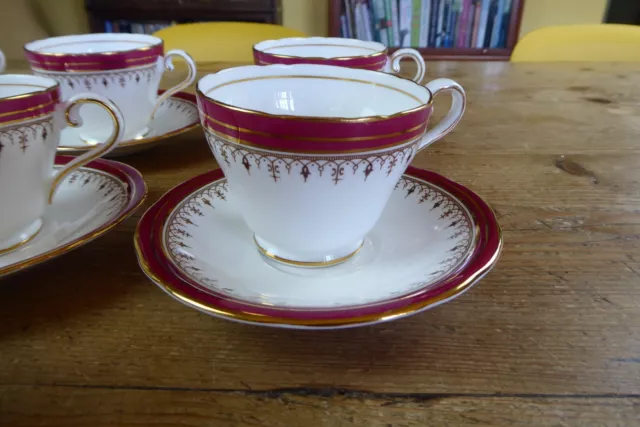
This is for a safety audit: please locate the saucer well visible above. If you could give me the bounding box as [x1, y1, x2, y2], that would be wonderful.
[57, 91, 199, 157]
[135, 166, 502, 329]
[0, 156, 146, 279]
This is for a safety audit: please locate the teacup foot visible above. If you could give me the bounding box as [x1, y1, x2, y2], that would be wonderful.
[254, 235, 364, 268]
[0, 218, 43, 255]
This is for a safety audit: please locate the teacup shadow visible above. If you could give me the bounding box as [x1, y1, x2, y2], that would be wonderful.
[0, 222, 139, 340]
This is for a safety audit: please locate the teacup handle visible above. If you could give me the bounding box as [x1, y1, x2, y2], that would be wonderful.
[150, 49, 197, 120]
[418, 78, 466, 152]
[389, 48, 426, 83]
[49, 94, 125, 203]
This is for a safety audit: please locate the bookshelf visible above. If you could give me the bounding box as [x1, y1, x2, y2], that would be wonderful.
[328, 0, 525, 60]
[85, 0, 282, 34]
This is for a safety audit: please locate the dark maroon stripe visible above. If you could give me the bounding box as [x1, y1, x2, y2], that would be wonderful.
[135, 167, 501, 325]
[197, 94, 432, 152]
[203, 117, 428, 152]
[25, 44, 163, 72]
[0, 87, 60, 125]
[253, 49, 388, 70]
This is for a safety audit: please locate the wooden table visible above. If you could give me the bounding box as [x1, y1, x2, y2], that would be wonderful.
[1, 60, 639, 426]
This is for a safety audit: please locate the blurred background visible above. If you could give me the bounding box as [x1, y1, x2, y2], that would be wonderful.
[0, 0, 637, 62]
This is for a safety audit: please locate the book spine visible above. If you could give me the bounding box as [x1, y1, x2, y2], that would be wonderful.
[362, 1, 375, 41]
[345, 0, 354, 38]
[428, 0, 439, 46]
[354, 2, 363, 39]
[419, 0, 430, 47]
[384, 0, 395, 46]
[499, 0, 512, 47]
[104, 20, 113, 33]
[374, 0, 390, 45]
[391, 0, 401, 46]
[435, 0, 445, 48]
[475, 0, 490, 48]
[490, 0, 505, 47]
[398, 0, 413, 47]
[483, 0, 497, 47]
[456, 0, 470, 47]
[451, 0, 460, 48]
[411, 0, 422, 47]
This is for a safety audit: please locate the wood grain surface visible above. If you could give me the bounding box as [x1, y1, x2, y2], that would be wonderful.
[1, 60, 639, 426]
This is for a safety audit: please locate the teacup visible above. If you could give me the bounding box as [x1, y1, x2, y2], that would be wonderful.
[24, 33, 196, 142]
[0, 74, 124, 253]
[196, 64, 465, 267]
[253, 37, 426, 83]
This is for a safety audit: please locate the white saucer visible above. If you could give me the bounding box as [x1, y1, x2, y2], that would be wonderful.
[57, 91, 199, 157]
[0, 156, 146, 279]
[135, 167, 502, 329]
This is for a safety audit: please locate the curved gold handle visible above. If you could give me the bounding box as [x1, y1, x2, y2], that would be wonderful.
[150, 49, 197, 120]
[418, 78, 466, 152]
[49, 96, 125, 203]
[389, 48, 426, 83]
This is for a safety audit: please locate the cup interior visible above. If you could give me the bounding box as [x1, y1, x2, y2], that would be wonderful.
[0, 74, 57, 99]
[25, 33, 161, 55]
[254, 37, 386, 59]
[198, 64, 431, 119]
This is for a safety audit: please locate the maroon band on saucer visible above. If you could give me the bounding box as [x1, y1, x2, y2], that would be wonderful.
[253, 48, 389, 71]
[0, 85, 60, 126]
[196, 92, 433, 154]
[135, 166, 502, 327]
[25, 43, 164, 72]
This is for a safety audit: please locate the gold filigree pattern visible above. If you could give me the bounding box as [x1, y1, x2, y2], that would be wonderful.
[205, 131, 417, 184]
[165, 180, 229, 288]
[34, 63, 158, 91]
[164, 97, 199, 123]
[162, 176, 475, 306]
[0, 117, 54, 158]
[397, 176, 474, 277]
[63, 169, 128, 217]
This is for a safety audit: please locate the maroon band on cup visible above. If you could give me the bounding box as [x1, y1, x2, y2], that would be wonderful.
[0, 86, 60, 126]
[25, 43, 164, 72]
[253, 48, 388, 71]
[196, 92, 433, 154]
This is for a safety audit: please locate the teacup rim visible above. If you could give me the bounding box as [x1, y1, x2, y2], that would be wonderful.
[197, 64, 433, 123]
[24, 33, 163, 57]
[253, 36, 388, 61]
[0, 74, 59, 103]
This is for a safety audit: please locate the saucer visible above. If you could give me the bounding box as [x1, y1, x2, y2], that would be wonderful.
[135, 166, 502, 329]
[0, 156, 146, 279]
[57, 91, 199, 157]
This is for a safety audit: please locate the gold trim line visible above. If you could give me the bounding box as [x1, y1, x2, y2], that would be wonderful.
[254, 43, 388, 61]
[254, 236, 363, 267]
[0, 222, 43, 255]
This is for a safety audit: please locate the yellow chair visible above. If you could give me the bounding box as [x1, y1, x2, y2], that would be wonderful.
[153, 22, 307, 64]
[511, 24, 640, 62]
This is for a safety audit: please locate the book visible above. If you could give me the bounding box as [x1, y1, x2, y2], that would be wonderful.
[361, 1, 374, 41]
[390, 0, 401, 47]
[475, 0, 490, 48]
[483, 0, 497, 48]
[384, 0, 395, 46]
[398, 0, 413, 47]
[419, 0, 431, 47]
[411, 0, 423, 47]
[344, 0, 355, 39]
[371, 0, 389, 45]
[490, 0, 505, 48]
[456, 0, 471, 47]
